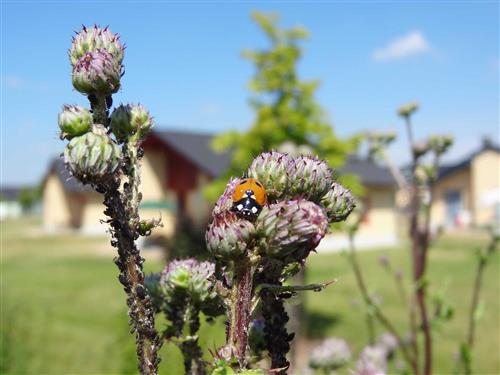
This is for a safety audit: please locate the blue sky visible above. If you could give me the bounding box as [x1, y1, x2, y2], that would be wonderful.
[1, 1, 498, 185]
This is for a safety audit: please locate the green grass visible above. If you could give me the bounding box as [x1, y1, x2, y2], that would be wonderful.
[1, 217, 498, 374]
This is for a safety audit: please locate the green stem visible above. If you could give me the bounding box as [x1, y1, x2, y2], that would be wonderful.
[89, 94, 108, 125]
[348, 233, 418, 373]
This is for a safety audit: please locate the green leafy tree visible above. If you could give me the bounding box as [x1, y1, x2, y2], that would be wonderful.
[206, 12, 360, 200]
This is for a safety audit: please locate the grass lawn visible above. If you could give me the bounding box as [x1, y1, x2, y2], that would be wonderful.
[1, 217, 498, 374]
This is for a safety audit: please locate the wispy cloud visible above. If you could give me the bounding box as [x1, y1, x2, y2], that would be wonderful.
[3, 74, 50, 92]
[373, 31, 431, 62]
[199, 102, 223, 116]
[4, 75, 24, 89]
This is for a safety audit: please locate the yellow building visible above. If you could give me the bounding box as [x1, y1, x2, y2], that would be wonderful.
[317, 155, 399, 251]
[42, 131, 399, 250]
[431, 140, 500, 229]
[43, 131, 230, 235]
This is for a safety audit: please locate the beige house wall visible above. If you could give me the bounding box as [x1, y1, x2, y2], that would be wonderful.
[358, 187, 398, 237]
[471, 150, 500, 225]
[431, 168, 471, 228]
[186, 172, 213, 228]
[43, 174, 72, 230]
[317, 186, 399, 251]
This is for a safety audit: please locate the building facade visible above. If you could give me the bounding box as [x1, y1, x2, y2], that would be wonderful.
[42, 130, 399, 250]
[431, 141, 500, 229]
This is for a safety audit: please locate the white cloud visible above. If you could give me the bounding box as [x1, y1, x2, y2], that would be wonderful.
[199, 102, 222, 116]
[373, 30, 431, 62]
[4, 75, 24, 89]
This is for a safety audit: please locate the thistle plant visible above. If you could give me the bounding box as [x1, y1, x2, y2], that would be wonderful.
[58, 26, 161, 374]
[58, 25, 355, 375]
[457, 225, 499, 375]
[203, 151, 355, 373]
[146, 259, 224, 375]
[352, 102, 455, 375]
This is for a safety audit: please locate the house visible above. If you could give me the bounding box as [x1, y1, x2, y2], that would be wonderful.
[42, 130, 399, 250]
[317, 155, 399, 251]
[0, 187, 24, 220]
[42, 130, 230, 235]
[431, 139, 500, 229]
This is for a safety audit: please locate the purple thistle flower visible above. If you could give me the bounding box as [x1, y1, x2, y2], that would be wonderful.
[255, 199, 328, 262]
[309, 337, 351, 371]
[212, 177, 242, 215]
[355, 345, 387, 375]
[287, 155, 333, 202]
[72, 49, 122, 96]
[206, 211, 255, 260]
[69, 25, 125, 66]
[321, 182, 356, 223]
[247, 151, 290, 200]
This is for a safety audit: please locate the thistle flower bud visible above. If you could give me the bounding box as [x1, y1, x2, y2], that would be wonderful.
[412, 140, 430, 159]
[206, 211, 255, 260]
[321, 183, 356, 223]
[356, 345, 387, 375]
[159, 259, 217, 302]
[58, 105, 92, 139]
[69, 25, 124, 66]
[397, 101, 419, 118]
[428, 134, 453, 155]
[63, 130, 121, 184]
[377, 333, 399, 358]
[309, 338, 351, 371]
[247, 151, 290, 200]
[255, 199, 328, 261]
[110, 104, 154, 142]
[72, 49, 122, 96]
[287, 155, 333, 202]
[212, 178, 241, 215]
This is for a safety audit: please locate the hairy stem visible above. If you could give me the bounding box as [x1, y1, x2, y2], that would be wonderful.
[180, 306, 205, 375]
[88, 94, 108, 125]
[100, 179, 161, 375]
[227, 263, 253, 367]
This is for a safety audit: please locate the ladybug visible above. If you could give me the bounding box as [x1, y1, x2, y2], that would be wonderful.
[231, 178, 267, 218]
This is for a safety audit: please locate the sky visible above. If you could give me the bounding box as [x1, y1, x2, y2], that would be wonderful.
[1, 1, 498, 186]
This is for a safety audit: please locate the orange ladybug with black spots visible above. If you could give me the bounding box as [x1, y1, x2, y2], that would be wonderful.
[231, 178, 267, 218]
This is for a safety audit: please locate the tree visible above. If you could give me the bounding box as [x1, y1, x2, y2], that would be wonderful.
[206, 12, 360, 201]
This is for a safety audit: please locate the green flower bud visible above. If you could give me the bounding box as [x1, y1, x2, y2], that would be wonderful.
[69, 25, 124, 66]
[397, 101, 419, 118]
[247, 151, 290, 201]
[412, 141, 430, 159]
[58, 105, 92, 139]
[255, 199, 328, 261]
[72, 50, 122, 96]
[287, 155, 333, 203]
[206, 211, 255, 260]
[321, 183, 356, 223]
[428, 134, 453, 155]
[110, 104, 154, 142]
[63, 130, 121, 184]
